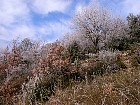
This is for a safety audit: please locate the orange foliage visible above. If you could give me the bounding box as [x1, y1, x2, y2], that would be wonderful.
[32, 43, 68, 75]
[0, 63, 8, 71]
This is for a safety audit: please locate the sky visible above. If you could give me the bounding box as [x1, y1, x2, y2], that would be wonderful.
[0, 0, 140, 48]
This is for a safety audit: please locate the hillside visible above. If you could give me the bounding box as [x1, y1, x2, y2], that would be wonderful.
[0, 2, 140, 105]
[0, 40, 140, 105]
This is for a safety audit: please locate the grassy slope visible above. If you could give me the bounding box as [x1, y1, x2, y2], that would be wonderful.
[46, 66, 140, 105]
[46, 50, 140, 105]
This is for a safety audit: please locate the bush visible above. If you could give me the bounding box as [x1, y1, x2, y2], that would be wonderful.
[108, 37, 130, 51]
[129, 44, 140, 67]
[98, 50, 126, 73]
[116, 54, 127, 69]
[127, 14, 140, 43]
[79, 58, 103, 81]
[67, 41, 86, 63]
[26, 75, 56, 103]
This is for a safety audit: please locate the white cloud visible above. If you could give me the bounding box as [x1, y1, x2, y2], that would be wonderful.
[0, 21, 70, 43]
[36, 20, 70, 42]
[75, 0, 90, 12]
[0, 24, 36, 41]
[76, 3, 85, 12]
[0, 0, 33, 41]
[0, 0, 73, 43]
[30, 0, 72, 14]
[10, 24, 36, 39]
[0, 0, 30, 26]
[122, 0, 140, 15]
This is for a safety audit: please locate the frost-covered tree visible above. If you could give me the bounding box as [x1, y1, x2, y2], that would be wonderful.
[19, 38, 33, 51]
[69, 2, 128, 52]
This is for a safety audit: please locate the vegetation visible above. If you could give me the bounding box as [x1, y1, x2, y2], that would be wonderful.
[127, 14, 140, 43]
[0, 1, 140, 105]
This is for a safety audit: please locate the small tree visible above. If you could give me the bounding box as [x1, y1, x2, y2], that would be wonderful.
[67, 41, 84, 63]
[127, 13, 140, 43]
[19, 38, 33, 51]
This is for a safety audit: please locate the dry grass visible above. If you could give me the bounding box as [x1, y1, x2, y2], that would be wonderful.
[47, 66, 140, 105]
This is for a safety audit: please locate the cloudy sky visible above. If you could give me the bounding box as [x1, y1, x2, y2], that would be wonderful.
[0, 0, 140, 48]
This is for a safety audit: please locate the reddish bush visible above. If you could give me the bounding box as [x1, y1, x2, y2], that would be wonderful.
[32, 43, 68, 75]
[0, 63, 8, 71]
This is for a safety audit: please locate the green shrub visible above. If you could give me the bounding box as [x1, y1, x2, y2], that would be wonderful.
[127, 14, 140, 43]
[26, 75, 56, 104]
[67, 41, 86, 63]
[89, 60, 105, 76]
[108, 37, 130, 51]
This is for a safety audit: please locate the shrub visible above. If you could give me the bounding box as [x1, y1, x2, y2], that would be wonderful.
[24, 43, 70, 103]
[67, 41, 86, 63]
[129, 44, 140, 67]
[116, 54, 127, 69]
[98, 50, 126, 73]
[108, 37, 130, 51]
[26, 75, 56, 103]
[127, 14, 140, 43]
[79, 58, 105, 80]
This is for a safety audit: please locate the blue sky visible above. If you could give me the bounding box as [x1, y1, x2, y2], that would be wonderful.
[0, 0, 140, 48]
